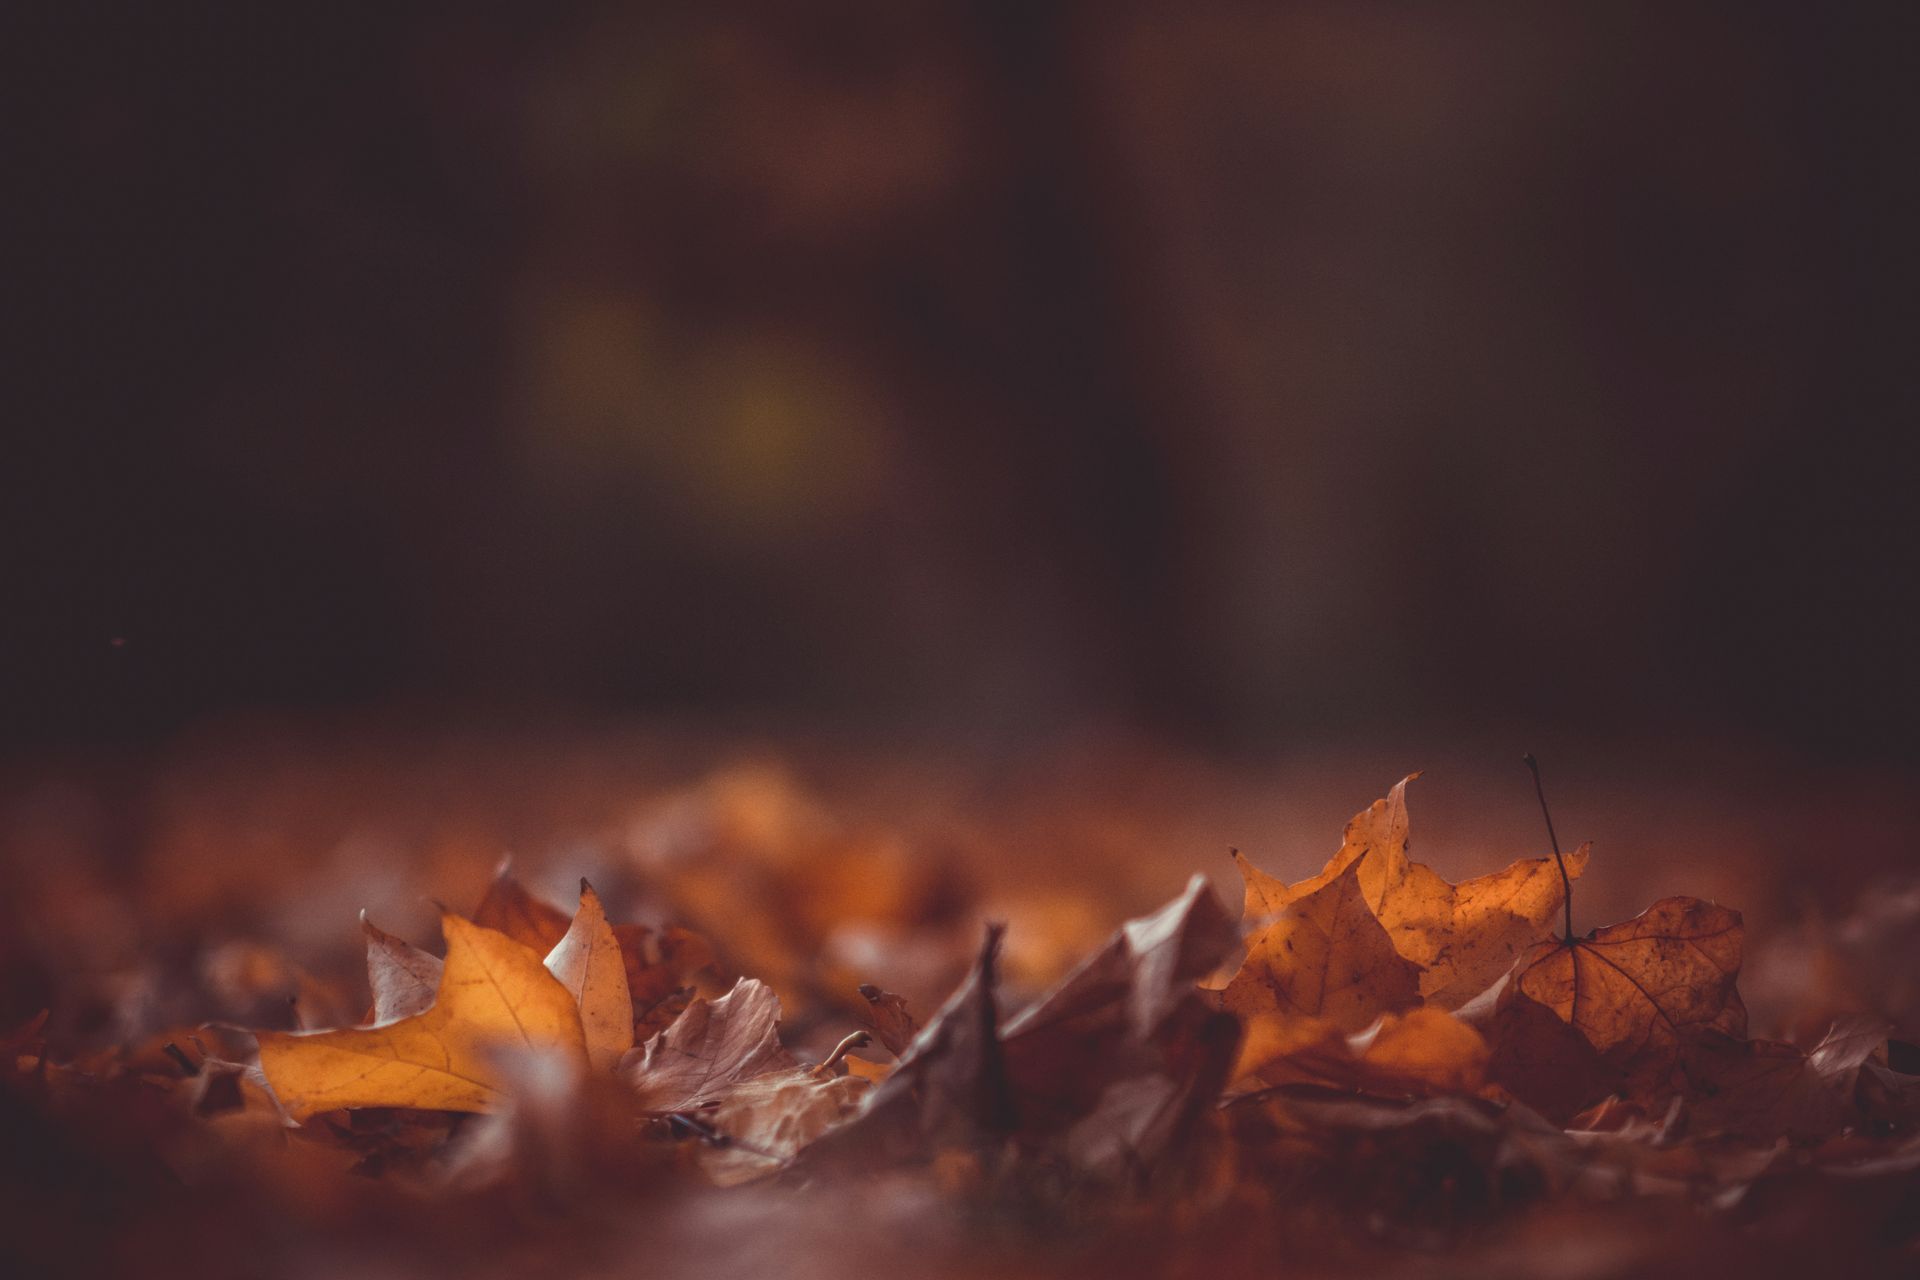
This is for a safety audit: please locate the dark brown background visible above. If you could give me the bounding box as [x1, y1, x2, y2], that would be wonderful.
[9, 1, 1919, 765]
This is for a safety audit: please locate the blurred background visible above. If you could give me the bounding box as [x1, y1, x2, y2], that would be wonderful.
[9, 1, 1920, 762]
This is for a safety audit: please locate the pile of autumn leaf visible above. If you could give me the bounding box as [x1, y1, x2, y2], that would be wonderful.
[8, 771, 1920, 1273]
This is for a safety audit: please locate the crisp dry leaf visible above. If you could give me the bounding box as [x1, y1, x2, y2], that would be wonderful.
[873, 923, 1014, 1146]
[1503, 896, 1746, 1095]
[804, 925, 1014, 1167]
[258, 914, 587, 1120]
[1236, 776, 1589, 1008]
[543, 880, 635, 1073]
[1004, 874, 1239, 1047]
[361, 910, 441, 1023]
[1222, 857, 1421, 1032]
[1001, 875, 1239, 1138]
[475, 866, 709, 1041]
[621, 978, 795, 1113]
[1061, 1009, 1241, 1186]
[697, 1071, 868, 1186]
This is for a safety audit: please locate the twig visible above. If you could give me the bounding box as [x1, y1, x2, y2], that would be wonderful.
[1523, 753, 1576, 941]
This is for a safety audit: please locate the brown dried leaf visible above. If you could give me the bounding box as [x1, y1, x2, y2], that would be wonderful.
[1464, 982, 1611, 1124]
[621, 978, 795, 1113]
[696, 1071, 868, 1186]
[1237, 776, 1588, 1008]
[798, 925, 1013, 1170]
[360, 911, 441, 1024]
[1002, 875, 1240, 1137]
[1504, 896, 1746, 1096]
[1678, 1031, 1848, 1143]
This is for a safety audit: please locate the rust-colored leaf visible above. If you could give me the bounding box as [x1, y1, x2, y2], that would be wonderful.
[1237, 776, 1588, 1008]
[1503, 896, 1746, 1095]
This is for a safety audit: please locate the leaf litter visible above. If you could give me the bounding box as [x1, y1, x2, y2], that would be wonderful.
[3, 761, 1918, 1280]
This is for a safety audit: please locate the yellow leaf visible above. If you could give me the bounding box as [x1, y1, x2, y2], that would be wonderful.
[544, 880, 634, 1072]
[1343, 1008, 1489, 1095]
[1234, 1007, 1489, 1097]
[258, 915, 586, 1121]
[1222, 857, 1421, 1031]
[1236, 775, 1588, 1008]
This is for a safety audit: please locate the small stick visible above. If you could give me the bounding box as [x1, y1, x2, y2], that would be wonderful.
[162, 1041, 201, 1077]
[1523, 753, 1576, 941]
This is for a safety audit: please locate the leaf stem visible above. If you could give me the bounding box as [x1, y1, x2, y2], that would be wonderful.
[1523, 754, 1575, 941]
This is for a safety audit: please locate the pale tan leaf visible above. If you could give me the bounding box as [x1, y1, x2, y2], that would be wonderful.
[543, 880, 635, 1073]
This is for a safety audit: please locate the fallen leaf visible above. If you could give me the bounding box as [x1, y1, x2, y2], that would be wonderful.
[1344, 1008, 1490, 1095]
[1677, 1031, 1848, 1142]
[801, 925, 1014, 1167]
[1807, 1013, 1892, 1093]
[621, 978, 795, 1113]
[1236, 776, 1589, 1008]
[360, 911, 441, 1023]
[1503, 896, 1746, 1096]
[1222, 857, 1421, 1032]
[474, 866, 711, 1046]
[696, 1071, 868, 1186]
[543, 881, 635, 1072]
[1463, 981, 1611, 1124]
[1235, 1007, 1489, 1098]
[1002, 875, 1240, 1139]
[258, 914, 587, 1120]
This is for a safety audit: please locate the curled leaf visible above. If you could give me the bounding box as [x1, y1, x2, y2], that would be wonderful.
[360, 910, 441, 1024]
